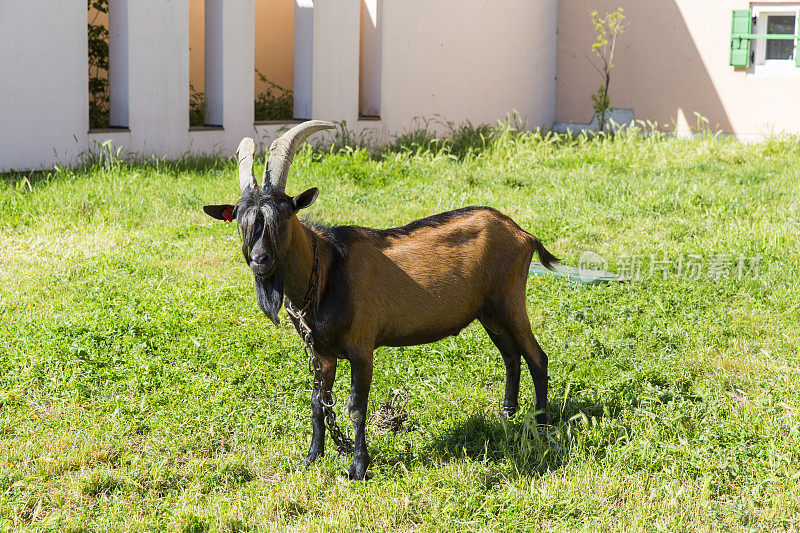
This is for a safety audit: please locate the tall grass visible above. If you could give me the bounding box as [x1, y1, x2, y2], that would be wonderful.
[1, 125, 800, 531]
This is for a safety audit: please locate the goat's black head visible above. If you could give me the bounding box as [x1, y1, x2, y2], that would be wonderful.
[203, 121, 334, 324]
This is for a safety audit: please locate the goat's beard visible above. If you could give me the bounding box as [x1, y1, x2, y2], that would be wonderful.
[254, 270, 285, 325]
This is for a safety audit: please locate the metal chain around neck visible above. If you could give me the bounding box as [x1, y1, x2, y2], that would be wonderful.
[285, 235, 354, 455]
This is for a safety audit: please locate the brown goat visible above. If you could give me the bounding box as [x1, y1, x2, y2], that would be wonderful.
[203, 121, 557, 480]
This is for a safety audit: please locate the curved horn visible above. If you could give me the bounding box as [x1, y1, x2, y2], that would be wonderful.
[264, 120, 336, 192]
[237, 137, 258, 192]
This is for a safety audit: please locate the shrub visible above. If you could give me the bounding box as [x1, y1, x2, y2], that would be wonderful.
[589, 8, 626, 133]
[254, 70, 293, 121]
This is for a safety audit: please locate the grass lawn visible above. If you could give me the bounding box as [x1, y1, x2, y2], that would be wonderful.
[1, 128, 800, 531]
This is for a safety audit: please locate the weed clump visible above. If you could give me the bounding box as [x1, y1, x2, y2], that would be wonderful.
[172, 513, 209, 533]
[82, 471, 122, 496]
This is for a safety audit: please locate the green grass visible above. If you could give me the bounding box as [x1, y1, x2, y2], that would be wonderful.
[1, 127, 800, 531]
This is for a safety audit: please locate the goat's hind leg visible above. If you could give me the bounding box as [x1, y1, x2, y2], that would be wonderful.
[482, 307, 549, 427]
[300, 354, 337, 469]
[515, 322, 549, 428]
[480, 318, 522, 418]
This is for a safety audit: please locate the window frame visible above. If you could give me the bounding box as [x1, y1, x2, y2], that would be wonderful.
[750, 4, 800, 77]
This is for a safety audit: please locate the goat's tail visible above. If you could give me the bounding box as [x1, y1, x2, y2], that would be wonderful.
[529, 235, 559, 271]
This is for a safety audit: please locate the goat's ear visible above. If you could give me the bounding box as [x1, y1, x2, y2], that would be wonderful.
[203, 204, 236, 222]
[292, 187, 318, 211]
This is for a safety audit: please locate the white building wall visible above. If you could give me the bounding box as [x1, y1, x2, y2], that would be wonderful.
[87, 0, 255, 162]
[0, 0, 558, 172]
[379, 0, 557, 136]
[0, 0, 88, 172]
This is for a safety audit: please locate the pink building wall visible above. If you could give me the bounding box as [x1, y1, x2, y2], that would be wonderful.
[556, 0, 800, 136]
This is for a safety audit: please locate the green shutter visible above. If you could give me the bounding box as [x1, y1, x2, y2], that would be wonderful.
[730, 9, 752, 67]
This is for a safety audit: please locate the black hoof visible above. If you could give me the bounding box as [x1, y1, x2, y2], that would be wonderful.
[299, 450, 323, 471]
[502, 404, 519, 418]
[347, 456, 371, 481]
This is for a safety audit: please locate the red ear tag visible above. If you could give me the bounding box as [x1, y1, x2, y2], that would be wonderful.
[221, 206, 235, 222]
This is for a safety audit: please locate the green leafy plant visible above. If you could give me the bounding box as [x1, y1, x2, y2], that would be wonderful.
[254, 70, 293, 122]
[189, 84, 206, 128]
[88, 0, 109, 129]
[589, 8, 626, 134]
[390, 117, 497, 159]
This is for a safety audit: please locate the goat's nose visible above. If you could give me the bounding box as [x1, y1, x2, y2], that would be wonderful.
[250, 257, 275, 277]
[249, 243, 274, 276]
[251, 252, 271, 266]
[250, 242, 272, 266]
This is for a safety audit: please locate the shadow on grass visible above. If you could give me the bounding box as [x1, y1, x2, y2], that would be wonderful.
[372, 395, 632, 481]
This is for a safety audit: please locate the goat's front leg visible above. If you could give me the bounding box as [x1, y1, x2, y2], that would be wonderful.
[300, 353, 337, 469]
[347, 353, 373, 480]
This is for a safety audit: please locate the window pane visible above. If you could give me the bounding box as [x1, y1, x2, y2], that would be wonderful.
[766, 15, 795, 60]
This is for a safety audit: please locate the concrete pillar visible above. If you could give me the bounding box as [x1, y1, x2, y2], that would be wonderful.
[124, 0, 190, 156]
[204, 0, 224, 126]
[294, 0, 314, 120]
[109, 0, 130, 128]
[312, 0, 359, 123]
[359, 0, 382, 118]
